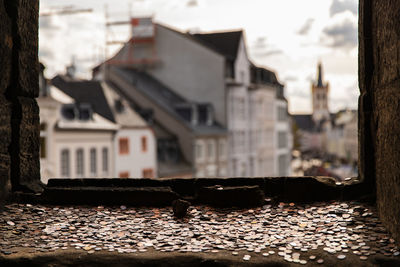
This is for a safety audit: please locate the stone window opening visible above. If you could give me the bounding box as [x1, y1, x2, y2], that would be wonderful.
[1, 1, 400, 264]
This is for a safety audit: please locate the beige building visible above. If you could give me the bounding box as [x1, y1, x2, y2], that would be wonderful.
[327, 110, 358, 163]
[38, 85, 118, 184]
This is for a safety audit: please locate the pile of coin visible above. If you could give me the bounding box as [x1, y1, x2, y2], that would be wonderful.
[0, 202, 398, 264]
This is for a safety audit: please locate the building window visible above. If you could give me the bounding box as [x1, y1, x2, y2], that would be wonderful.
[278, 106, 287, 121]
[76, 149, 84, 177]
[60, 149, 70, 177]
[119, 138, 129, 155]
[141, 136, 147, 152]
[207, 140, 215, 160]
[119, 171, 130, 178]
[278, 154, 288, 176]
[102, 147, 108, 175]
[90, 148, 97, 176]
[142, 168, 154, 178]
[195, 141, 204, 161]
[219, 139, 226, 160]
[278, 131, 288, 148]
[239, 98, 245, 119]
[218, 167, 227, 177]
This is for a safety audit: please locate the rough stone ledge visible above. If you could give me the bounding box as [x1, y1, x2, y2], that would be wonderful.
[9, 176, 374, 207]
[1, 249, 399, 267]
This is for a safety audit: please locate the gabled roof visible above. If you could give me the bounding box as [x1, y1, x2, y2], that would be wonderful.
[192, 31, 242, 61]
[51, 75, 115, 123]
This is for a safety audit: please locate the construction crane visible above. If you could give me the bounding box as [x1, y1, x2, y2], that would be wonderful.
[40, 6, 93, 17]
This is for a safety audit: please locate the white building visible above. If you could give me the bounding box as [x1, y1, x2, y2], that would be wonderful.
[275, 91, 293, 176]
[102, 82, 157, 178]
[94, 20, 292, 177]
[38, 84, 118, 184]
[51, 75, 158, 179]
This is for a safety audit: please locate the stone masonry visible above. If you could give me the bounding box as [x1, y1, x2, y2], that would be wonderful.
[359, 0, 400, 242]
[0, 0, 400, 248]
[0, 0, 42, 207]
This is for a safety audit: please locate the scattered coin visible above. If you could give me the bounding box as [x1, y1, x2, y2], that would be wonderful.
[243, 255, 251, 261]
[0, 202, 397, 264]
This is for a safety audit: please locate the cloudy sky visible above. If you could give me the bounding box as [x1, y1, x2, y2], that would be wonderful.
[39, 0, 359, 114]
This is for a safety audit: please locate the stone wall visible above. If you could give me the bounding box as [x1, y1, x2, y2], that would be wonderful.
[359, 0, 400, 242]
[0, 0, 399, 244]
[0, 0, 41, 207]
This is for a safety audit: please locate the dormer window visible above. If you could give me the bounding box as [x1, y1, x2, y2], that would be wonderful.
[61, 104, 77, 120]
[114, 99, 125, 113]
[79, 103, 93, 121]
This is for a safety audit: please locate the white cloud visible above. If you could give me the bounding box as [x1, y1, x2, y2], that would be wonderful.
[39, 0, 358, 112]
[330, 0, 358, 17]
[322, 13, 358, 49]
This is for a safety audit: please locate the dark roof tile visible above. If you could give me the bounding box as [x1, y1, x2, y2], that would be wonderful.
[192, 31, 242, 60]
[51, 76, 115, 123]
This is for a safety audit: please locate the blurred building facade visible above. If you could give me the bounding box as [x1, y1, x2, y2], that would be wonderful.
[38, 65, 157, 182]
[326, 110, 358, 163]
[38, 76, 118, 184]
[95, 19, 292, 177]
[292, 63, 358, 164]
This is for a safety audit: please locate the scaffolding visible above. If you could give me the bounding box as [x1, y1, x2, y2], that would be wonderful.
[104, 6, 158, 69]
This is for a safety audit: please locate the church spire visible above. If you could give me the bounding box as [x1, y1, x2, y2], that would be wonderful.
[317, 62, 323, 87]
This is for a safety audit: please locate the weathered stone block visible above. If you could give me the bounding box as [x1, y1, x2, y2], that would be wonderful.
[0, 96, 12, 154]
[15, 0, 39, 98]
[0, 154, 11, 208]
[11, 97, 41, 192]
[42, 187, 179, 206]
[371, 1, 400, 88]
[374, 84, 400, 243]
[197, 185, 265, 207]
[0, 1, 12, 94]
[359, 0, 400, 243]
[0, 96, 12, 207]
[172, 199, 191, 218]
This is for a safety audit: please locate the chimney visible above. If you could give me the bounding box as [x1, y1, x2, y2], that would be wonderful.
[191, 104, 198, 125]
[206, 105, 214, 126]
[66, 56, 76, 79]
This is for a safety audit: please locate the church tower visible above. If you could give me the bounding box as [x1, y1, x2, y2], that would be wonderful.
[311, 62, 330, 122]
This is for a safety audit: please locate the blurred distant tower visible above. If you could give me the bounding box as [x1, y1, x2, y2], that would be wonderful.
[311, 62, 330, 122]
